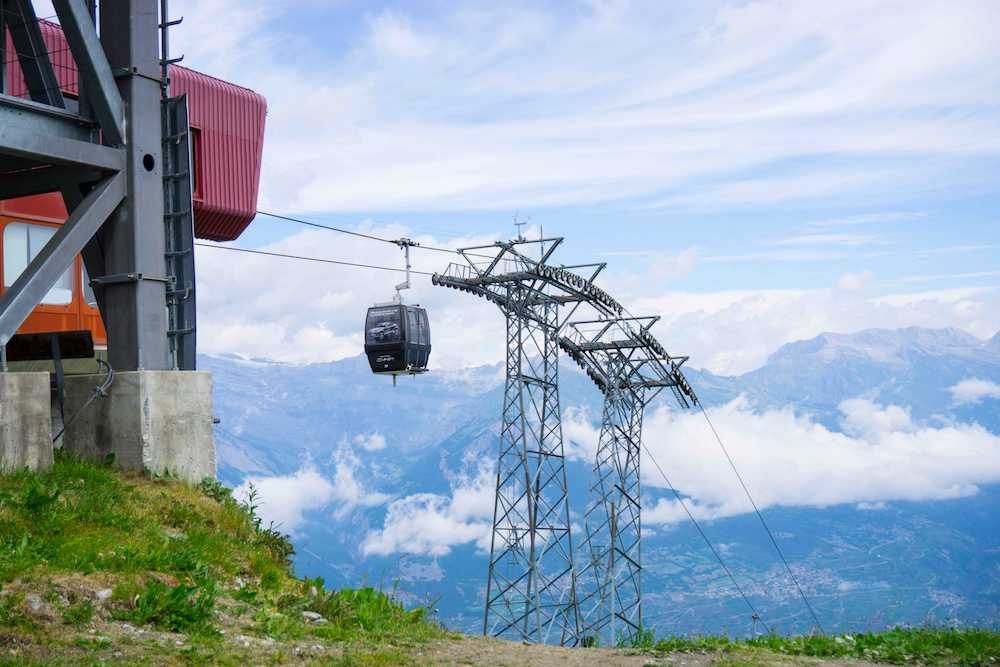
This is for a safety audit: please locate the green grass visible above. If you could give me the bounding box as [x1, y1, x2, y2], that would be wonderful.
[0, 452, 448, 660]
[629, 627, 1000, 665]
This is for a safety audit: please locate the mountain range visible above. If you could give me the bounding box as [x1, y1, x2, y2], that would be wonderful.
[203, 326, 1000, 638]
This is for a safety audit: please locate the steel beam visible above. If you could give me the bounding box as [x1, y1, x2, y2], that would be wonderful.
[0, 173, 124, 348]
[52, 0, 125, 146]
[0, 165, 102, 199]
[0, 94, 98, 140]
[98, 0, 170, 371]
[0, 115, 123, 170]
[5, 0, 65, 107]
[59, 183, 109, 321]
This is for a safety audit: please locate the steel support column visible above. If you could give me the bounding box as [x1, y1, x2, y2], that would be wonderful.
[97, 0, 170, 371]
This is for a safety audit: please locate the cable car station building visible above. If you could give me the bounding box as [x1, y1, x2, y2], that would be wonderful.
[0, 0, 265, 480]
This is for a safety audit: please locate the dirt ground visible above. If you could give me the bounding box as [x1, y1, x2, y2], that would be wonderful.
[1, 576, 888, 666]
[410, 636, 887, 667]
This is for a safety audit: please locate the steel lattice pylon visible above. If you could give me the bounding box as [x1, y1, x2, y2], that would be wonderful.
[576, 369, 644, 645]
[434, 236, 698, 647]
[488, 290, 578, 644]
[434, 237, 591, 645]
[561, 316, 698, 647]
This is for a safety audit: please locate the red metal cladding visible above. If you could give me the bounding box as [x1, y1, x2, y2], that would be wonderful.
[3, 20, 266, 242]
[171, 68, 267, 242]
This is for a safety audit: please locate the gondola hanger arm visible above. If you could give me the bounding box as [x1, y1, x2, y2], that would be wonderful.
[394, 238, 419, 303]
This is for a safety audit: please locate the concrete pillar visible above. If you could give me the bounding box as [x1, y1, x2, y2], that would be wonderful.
[0, 372, 53, 471]
[61, 370, 215, 483]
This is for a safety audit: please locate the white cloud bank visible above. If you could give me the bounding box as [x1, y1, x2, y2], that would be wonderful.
[361, 462, 494, 557]
[563, 399, 1000, 524]
[195, 226, 506, 370]
[630, 398, 1000, 525]
[235, 446, 391, 533]
[360, 396, 1000, 557]
[949, 378, 1000, 405]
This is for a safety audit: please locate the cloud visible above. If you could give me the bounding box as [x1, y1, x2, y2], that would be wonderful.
[764, 234, 884, 247]
[631, 285, 1000, 374]
[837, 271, 873, 291]
[806, 212, 928, 229]
[354, 432, 387, 452]
[195, 225, 505, 369]
[235, 447, 391, 532]
[196, 219, 1000, 374]
[164, 0, 1000, 212]
[328, 448, 393, 519]
[949, 378, 1000, 405]
[637, 397, 1000, 525]
[362, 461, 494, 557]
[234, 466, 336, 534]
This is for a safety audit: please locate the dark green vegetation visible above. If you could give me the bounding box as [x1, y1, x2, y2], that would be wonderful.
[0, 454, 448, 665]
[630, 626, 1000, 665]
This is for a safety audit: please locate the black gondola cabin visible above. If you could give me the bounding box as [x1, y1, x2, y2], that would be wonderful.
[364, 304, 431, 376]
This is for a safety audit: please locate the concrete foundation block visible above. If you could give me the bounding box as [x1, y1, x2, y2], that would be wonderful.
[62, 371, 215, 483]
[0, 372, 53, 472]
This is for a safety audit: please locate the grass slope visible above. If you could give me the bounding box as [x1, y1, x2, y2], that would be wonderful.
[1, 455, 998, 666]
[637, 629, 1000, 665]
[0, 454, 448, 665]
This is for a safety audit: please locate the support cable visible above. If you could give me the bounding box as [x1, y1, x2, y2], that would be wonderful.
[255, 210, 399, 245]
[254, 210, 494, 258]
[194, 242, 435, 275]
[639, 439, 770, 635]
[698, 405, 825, 634]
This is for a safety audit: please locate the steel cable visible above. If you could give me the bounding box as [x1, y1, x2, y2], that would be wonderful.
[639, 439, 771, 635]
[194, 242, 436, 275]
[698, 404, 825, 634]
[254, 210, 494, 259]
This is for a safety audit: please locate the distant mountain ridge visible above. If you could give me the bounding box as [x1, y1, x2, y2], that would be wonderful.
[204, 325, 1000, 637]
[679, 326, 1000, 430]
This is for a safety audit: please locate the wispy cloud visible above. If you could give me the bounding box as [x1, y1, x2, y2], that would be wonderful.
[196, 222, 1000, 372]
[806, 212, 928, 229]
[912, 244, 999, 256]
[949, 378, 1000, 405]
[169, 0, 1000, 212]
[895, 270, 1000, 284]
[761, 233, 886, 247]
[701, 248, 890, 264]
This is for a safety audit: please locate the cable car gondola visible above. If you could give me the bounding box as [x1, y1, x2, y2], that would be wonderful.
[364, 239, 431, 383]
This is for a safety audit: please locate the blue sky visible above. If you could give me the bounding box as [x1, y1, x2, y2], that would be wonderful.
[141, 0, 1000, 369]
